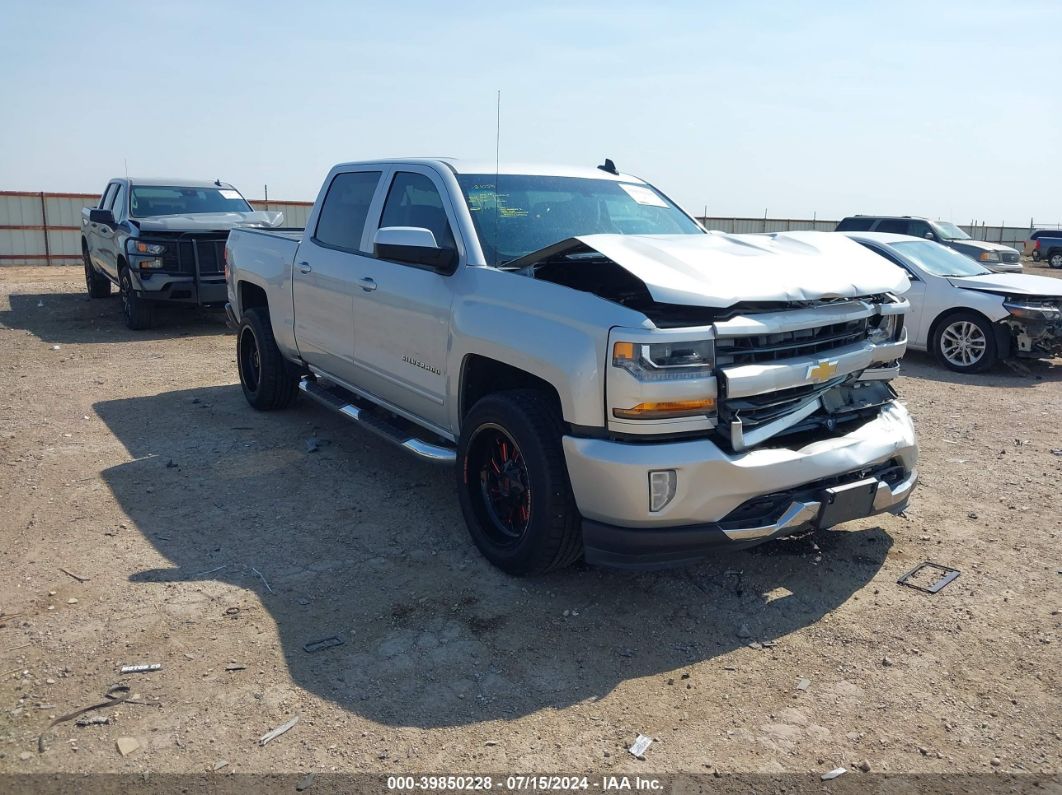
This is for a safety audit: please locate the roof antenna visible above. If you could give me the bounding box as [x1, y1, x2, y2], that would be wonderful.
[494, 89, 501, 265]
[597, 158, 618, 175]
[214, 178, 222, 187]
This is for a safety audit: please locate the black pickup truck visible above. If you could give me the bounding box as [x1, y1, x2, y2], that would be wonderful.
[81, 178, 281, 329]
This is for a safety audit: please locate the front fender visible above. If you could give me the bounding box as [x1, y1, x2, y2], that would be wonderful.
[449, 267, 648, 433]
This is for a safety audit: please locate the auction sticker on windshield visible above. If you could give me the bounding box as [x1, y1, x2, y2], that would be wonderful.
[619, 183, 668, 207]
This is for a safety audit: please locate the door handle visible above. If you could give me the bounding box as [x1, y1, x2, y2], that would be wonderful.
[297, 261, 312, 274]
[359, 277, 377, 292]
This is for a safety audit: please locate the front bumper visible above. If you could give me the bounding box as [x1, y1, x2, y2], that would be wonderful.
[986, 261, 1023, 274]
[563, 401, 918, 568]
[132, 271, 227, 305]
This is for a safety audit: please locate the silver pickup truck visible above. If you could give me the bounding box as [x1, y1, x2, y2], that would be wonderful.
[225, 158, 918, 574]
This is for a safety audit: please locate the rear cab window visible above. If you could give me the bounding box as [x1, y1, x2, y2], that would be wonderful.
[312, 171, 383, 252]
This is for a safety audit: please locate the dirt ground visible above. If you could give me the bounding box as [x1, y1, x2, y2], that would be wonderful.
[0, 265, 1059, 790]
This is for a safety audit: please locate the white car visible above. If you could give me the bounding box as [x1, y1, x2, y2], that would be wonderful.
[844, 232, 1062, 373]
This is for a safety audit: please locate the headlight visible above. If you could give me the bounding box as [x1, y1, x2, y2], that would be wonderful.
[612, 339, 714, 381]
[1004, 298, 1061, 320]
[868, 313, 899, 343]
[130, 240, 166, 256]
[978, 251, 1000, 262]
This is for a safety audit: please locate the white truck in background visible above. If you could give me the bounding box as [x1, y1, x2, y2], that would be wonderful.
[224, 158, 918, 575]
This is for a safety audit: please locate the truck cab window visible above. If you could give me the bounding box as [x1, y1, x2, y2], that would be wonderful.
[379, 172, 455, 250]
[875, 219, 910, 234]
[313, 171, 382, 252]
[99, 184, 118, 210]
[111, 184, 127, 220]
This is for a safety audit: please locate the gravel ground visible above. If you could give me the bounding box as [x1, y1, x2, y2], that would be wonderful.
[0, 265, 1059, 790]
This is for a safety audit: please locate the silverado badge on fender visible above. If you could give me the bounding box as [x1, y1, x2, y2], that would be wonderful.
[403, 355, 441, 375]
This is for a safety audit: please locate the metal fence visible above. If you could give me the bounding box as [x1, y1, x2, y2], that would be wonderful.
[0, 191, 313, 266]
[2, 192, 1053, 266]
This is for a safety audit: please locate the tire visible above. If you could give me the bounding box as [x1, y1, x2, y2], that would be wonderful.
[1049, 251, 1062, 269]
[1031, 249, 1040, 262]
[237, 306, 299, 410]
[83, 244, 111, 298]
[932, 311, 998, 373]
[456, 390, 582, 575]
[118, 264, 153, 330]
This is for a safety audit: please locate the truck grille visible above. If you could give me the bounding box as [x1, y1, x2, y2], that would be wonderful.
[716, 317, 869, 366]
[159, 237, 227, 276]
[723, 376, 847, 427]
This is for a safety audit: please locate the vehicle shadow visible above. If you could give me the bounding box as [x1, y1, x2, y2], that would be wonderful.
[96, 385, 892, 729]
[0, 291, 229, 344]
[900, 350, 1062, 386]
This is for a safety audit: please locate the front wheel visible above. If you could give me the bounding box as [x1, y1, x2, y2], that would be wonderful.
[932, 311, 998, 373]
[456, 390, 582, 575]
[1049, 251, 1062, 269]
[119, 265, 153, 330]
[237, 307, 299, 410]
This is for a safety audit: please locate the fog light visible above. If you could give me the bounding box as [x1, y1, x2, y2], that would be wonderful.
[649, 470, 677, 513]
[138, 258, 164, 270]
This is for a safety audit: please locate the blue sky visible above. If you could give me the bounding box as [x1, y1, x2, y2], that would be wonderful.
[1, 0, 1058, 224]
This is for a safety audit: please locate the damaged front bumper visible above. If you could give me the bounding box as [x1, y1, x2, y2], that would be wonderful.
[563, 401, 917, 569]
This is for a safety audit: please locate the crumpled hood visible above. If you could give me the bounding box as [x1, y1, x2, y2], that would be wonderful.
[948, 239, 1017, 254]
[134, 210, 284, 232]
[949, 273, 1062, 297]
[571, 232, 910, 307]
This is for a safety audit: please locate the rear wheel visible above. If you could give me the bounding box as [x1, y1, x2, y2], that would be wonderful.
[83, 244, 111, 298]
[456, 390, 582, 575]
[1049, 251, 1062, 269]
[932, 311, 998, 373]
[119, 264, 153, 330]
[237, 306, 299, 410]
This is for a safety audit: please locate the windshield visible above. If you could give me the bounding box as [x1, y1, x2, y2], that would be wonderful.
[932, 221, 970, 240]
[893, 240, 991, 277]
[130, 186, 252, 218]
[456, 174, 703, 265]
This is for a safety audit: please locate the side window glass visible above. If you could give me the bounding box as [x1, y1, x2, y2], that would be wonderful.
[875, 219, 909, 234]
[313, 171, 382, 252]
[379, 172, 455, 250]
[111, 184, 127, 220]
[99, 184, 117, 210]
[907, 221, 931, 239]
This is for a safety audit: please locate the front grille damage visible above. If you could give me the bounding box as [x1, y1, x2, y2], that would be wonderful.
[510, 239, 904, 451]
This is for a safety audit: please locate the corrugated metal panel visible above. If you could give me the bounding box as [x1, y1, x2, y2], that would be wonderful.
[0, 191, 313, 265]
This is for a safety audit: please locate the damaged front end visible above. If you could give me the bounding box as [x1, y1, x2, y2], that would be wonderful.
[508, 233, 911, 452]
[1001, 297, 1062, 359]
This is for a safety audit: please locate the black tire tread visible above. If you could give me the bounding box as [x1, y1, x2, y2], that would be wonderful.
[120, 264, 153, 330]
[84, 246, 111, 298]
[458, 389, 582, 575]
[239, 307, 299, 410]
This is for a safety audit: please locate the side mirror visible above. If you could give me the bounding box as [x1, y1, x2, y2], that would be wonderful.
[89, 208, 115, 225]
[923, 231, 934, 240]
[374, 226, 456, 273]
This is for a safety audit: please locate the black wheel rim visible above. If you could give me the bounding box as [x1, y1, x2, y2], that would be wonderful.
[239, 327, 261, 392]
[467, 425, 531, 545]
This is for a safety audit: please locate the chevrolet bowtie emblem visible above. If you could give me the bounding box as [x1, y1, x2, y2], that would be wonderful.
[807, 360, 839, 382]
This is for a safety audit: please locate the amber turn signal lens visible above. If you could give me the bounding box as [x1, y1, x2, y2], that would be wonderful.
[613, 398, 716, 420]
[613, 341, 635, 361]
